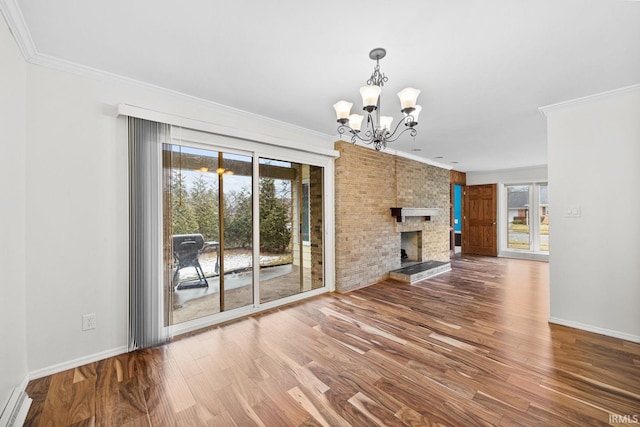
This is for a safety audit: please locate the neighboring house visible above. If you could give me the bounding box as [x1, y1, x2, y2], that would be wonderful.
[507, 185, 549, 225]
[507, 189, 530, 225]
[540, 185, 549, 224]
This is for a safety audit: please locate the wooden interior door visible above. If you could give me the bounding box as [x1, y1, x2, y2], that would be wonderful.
[463, 184, 497, 256]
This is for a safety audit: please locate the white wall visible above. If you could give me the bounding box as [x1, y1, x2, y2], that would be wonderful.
[23, 60, 333, 375]
[544, 86, 640, 342]
[466, 165, 547, 185]
[0, 15, 28, 408]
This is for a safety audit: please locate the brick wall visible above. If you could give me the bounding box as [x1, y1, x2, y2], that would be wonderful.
[334, 141, 450, 292]
[310, 165, 324, 289]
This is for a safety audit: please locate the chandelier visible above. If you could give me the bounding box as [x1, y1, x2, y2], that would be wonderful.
[333, 48, 421, 151]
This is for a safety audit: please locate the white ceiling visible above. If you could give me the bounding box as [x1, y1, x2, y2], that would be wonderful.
[9, 0, 640, 172]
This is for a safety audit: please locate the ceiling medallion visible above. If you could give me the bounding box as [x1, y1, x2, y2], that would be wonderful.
[333, 48, 421, 151]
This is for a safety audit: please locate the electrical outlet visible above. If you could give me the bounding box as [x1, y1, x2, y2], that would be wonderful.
[82, 313, 96, 331]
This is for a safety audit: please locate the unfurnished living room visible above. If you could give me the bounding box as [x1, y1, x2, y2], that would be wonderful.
[1, 1, 639, 426]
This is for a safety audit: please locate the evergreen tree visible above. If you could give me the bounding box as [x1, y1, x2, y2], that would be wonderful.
[190, 175, 219, 240]
[171, 172, 198, 235]
[259, 178, 291, 253]
[226, 188, 252, 248]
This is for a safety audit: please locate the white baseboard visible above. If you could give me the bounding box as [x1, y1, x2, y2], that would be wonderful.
[548, 317, 640, 343]
[0, 376, 32, 427]
[28, 346, 128, 380]
[498, 250, 549, 262]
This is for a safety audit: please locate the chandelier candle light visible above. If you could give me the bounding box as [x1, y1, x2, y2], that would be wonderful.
[333, 47, 421, 151]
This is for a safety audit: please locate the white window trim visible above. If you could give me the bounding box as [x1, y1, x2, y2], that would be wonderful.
[498, 182, 549, 262]
[118, 104, 339, 158]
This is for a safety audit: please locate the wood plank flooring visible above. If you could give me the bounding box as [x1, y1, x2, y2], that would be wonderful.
[24, 255, 640, 426]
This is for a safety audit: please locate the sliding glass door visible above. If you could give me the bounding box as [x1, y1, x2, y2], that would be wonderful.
[258, 159, 324, 303]
[128, 116, 333, 345]
[163, 144, 254, 325]
[162, 142, 325, 326]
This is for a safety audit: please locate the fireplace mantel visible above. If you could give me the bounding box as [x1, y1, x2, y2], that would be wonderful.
[391, 207, 441, 222]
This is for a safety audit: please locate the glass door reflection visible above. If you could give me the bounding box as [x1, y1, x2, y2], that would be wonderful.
[538, 184, 549, 252]
[507, 185, 531, 250]
[163, 145, 253, 325]
[258, 159, 324, 303]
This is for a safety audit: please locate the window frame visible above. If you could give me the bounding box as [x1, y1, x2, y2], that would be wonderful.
[301, 179, 311, 245]
[499, 182, 549, 261]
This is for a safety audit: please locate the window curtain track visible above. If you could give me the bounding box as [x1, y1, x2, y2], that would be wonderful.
[128, 117, 172, 350]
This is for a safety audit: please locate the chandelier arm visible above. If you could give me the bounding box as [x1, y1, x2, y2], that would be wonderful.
[384, 126, 417, 144]
[384, 127, 418, 142]
[352, 128, 375, 144]
[337, 125, 350, 139]
[381, 114, 417, 142]
[337, 124, 375, 144]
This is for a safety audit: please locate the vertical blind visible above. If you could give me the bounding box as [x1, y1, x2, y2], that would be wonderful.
[128, 117, 172, 350]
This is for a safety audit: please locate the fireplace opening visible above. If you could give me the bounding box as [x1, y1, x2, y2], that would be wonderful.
[400, 231, 421, 264]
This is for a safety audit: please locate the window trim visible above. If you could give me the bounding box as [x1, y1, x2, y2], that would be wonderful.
[498, 182, 549, 261]
[118, 103, 339, 158]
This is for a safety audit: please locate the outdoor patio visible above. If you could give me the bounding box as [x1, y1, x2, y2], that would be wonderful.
[171, 253, 314, 324]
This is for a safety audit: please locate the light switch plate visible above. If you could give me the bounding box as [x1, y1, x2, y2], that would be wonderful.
[564, 206, 581, 217]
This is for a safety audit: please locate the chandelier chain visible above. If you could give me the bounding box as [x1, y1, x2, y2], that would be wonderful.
[367, 61, 388, 87]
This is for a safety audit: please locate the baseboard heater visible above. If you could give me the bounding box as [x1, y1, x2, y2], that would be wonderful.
[0, 388, 32, 427]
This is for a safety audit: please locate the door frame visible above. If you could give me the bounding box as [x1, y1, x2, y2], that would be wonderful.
[449, 170, 466, 256]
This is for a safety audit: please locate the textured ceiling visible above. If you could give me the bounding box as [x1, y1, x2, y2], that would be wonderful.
[11, 0, 640, 171]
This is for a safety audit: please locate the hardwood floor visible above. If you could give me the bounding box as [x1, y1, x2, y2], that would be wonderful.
[24, 255, 640, 426]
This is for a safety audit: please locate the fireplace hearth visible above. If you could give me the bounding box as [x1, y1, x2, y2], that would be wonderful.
[396, 228, 451, 282]
[390, 260, 452, 283]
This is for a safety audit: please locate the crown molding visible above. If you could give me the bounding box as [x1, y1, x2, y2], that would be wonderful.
[539, 83, 640, 116]
[0, 0, 36, 59]
[343, 138, 452, 170]
[466, 164, 547, 176]
[393, 149, 453, 170]
[28, 52, 334, 143]
[1, 0, 333, 145]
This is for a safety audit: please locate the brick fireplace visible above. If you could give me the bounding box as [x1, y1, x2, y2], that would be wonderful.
[334, 141, 451, 292]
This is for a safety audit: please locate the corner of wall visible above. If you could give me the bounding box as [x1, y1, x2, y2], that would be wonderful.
[0, 8, 29, 416]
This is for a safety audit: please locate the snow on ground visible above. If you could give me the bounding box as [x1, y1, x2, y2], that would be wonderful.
[179, 253, 284, 280]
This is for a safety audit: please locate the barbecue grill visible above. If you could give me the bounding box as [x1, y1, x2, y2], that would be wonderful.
[172, 234, 212, 290]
